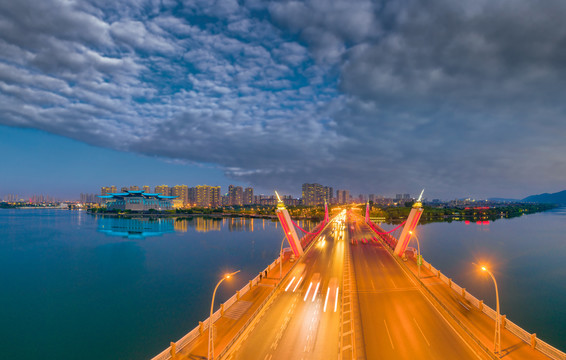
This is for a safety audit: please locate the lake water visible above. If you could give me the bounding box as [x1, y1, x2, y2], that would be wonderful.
[0, 210, 317, 360]
[1, 208, 565, 359]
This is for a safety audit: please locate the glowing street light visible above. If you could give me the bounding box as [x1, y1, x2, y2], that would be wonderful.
[479, 264, 501, 356]
[208, 270, 240, 360]
[408, 230, 422, 278]
[280, 236, 286, 279]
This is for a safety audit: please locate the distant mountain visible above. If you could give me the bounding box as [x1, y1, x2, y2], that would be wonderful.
[488, 197, 520, 202]
[522, 190, 566, 204]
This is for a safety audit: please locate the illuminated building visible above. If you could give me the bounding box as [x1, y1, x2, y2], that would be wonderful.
[190, 185, 221, 207]
[228, 185, 243, 206]
[99, 190, 176, 211]
[302, 183, 333, 206]
[129, 185, 140, 191]
[336, 189, 350, 204]
[171, 185, 189, 205]
[142, 185, 151, 193]
[244, 187, 254, 205]
[155, 185, 170, 196]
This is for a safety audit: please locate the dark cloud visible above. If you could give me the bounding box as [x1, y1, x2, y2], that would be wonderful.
[1, 0, 566, 198]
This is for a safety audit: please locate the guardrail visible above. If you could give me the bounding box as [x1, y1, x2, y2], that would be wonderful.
[152, 218, 328, 360]
[421, 258, 566, 360]
[363, 215, 566, 360]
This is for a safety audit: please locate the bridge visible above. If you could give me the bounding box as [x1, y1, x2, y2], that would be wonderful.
[153, 198, 565, 360]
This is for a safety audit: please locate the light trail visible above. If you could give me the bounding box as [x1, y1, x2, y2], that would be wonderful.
[285, 276, 296, 292]
[323, 287, 330, 312]
[312, 282, 320, 302]
[334, 287, 339, 312]
[293, 276, 303, 292]
[304, 282, 313, 301]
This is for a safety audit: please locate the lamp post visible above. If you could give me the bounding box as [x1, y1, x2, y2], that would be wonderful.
[408, 231, 421, 278]
[280, 236, 286, 279]
[208, 270, 240, 360]
[480, 265, 501, 356]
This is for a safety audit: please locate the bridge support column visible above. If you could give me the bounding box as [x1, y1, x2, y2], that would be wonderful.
[275, 192, 303, 258]
[531, 333, 537, 349]
[170, 342, 177, 360]
[394, 200, 424, 257]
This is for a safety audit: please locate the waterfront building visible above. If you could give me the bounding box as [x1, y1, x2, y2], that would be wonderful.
[171, 185, 189, 205]
[228, 185, 243, 206]
[155, 185, 170, 196]
[191, 185, 221, 207]
[142, 185, 151, 193]
[99, 190, 176, 211]
[129, 185, 140, 191]
[244, 187, 254, 205]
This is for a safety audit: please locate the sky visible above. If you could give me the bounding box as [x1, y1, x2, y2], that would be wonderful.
[1, 0, 565, 200]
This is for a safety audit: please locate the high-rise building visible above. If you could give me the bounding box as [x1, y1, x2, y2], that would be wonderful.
[244, 187, 254, 205]
[101, 186, 117, 195]
[190, 185, 221, 207]
[171, 185, 189, 205]
[336, 189, 350, 204]
[302, 183, 332, 206]
[120, 187, 129, 192]
[155, 185, 170, 196]
[142, 185, 151, 193]
[211, 186, 221, 207]
[228, 185, 243, 206]
[129, 185, 140, 191]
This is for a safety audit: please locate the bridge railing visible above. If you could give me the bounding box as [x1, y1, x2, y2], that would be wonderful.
[151, 255, 282, 360]
[153, 218, 329, 360]
[420, 258, 566, 360]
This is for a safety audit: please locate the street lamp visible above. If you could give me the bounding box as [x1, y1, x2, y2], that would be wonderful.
[408, 230, 422, 278]
[280, 236, 286, 279]
[480, 265, 501, 356]
[208, 270, 240, 360]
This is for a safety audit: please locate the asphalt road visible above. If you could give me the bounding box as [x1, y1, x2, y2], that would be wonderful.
[348, 214, 484, 360]
[230, 214, 346, 360]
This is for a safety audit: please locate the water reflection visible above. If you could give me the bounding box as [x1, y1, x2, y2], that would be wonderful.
[97, 216, 316, 238]
[98, 217, 174, 239]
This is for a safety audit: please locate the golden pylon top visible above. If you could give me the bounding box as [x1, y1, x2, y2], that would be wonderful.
[275, 190, 286, 210]
[413, 189, 424, 208]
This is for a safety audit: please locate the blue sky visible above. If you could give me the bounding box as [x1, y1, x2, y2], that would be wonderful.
[1, 0, 566, 200]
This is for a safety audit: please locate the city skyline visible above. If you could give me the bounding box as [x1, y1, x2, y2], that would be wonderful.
[1, 1, 566, 201]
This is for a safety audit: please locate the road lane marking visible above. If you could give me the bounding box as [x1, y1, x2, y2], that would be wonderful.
[384, 320, 395, 350]
[413, 317, 431, 347]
